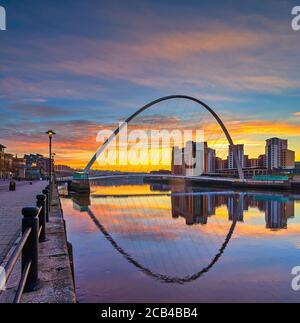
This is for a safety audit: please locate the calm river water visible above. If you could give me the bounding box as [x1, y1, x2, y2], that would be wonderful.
[60, 179, 300, 303]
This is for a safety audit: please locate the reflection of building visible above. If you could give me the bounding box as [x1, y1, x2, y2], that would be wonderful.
[172, 192, 212, 225]
[227, 196, 244, 222]
[171, 187, 230, 225]
[265, 199, 294, 230]
[71, 192, 91, 212]
[150, 183, 170, 192]
[168, 184, 296, 230]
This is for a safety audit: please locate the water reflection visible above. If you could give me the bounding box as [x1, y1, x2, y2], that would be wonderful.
[63, 181, 300, 231]
[59, 181, 300, 302]
[85, 200, 239, 284]
[170, 188, 296, 231]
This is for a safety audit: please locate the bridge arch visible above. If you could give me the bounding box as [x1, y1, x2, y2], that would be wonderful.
[84, 95, 244, 180]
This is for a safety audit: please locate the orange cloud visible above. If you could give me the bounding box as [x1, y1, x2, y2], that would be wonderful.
[131, 29, 269, 60]
[3, 110, 300, 169]
[227, 120, 300, 136]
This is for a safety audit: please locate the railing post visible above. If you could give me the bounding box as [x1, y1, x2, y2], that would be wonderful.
[22, 207, 39, 292]
[36, 194, 46, 242]
[42, 188, 49, 222]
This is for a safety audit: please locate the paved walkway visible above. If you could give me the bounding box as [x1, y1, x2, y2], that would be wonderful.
[0, 185, 76, 303]
[0, 181, 47, 264]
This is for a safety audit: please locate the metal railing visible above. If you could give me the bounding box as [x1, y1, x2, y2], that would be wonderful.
[2, 184, 52, 303]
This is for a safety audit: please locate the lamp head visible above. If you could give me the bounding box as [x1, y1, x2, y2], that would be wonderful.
[46, 130, 56, 138]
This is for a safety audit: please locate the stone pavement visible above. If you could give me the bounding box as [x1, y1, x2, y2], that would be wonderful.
[0, 185, 76, 303]
[0, 181, 47, 264]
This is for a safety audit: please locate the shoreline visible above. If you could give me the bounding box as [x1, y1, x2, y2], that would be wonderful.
[0, 184, 76, 303]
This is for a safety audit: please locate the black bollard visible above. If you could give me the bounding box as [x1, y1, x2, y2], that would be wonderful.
[9, 181, 16, 191]
[22, 207, 39, 292]
[36, 194, 46, 242]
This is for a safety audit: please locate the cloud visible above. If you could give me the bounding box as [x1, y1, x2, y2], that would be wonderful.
[237, 76, 300, 92]
[131, 29, 270, 59]
[1, 2, 300, 166]
[2, 19, 298, 99]
[227, 120, 300, 137]
[0, 76, 106, 101]
[9, 103, 69, 118]
[47, 28, 299, 95]
[2, 109, 300, 168]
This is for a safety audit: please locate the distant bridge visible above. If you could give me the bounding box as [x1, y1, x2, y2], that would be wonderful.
[56, 172, 296, 191]
[83, 95, 244, 181]
[56, 173, 237, 184]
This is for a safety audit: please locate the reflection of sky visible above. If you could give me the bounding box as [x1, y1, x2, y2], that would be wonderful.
[61, 183, 300, 302]
[1, 0, 300, 167]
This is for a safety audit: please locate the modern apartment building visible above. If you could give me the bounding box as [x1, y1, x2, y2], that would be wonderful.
[204, 143, 216, 173]
[228, 144, 244, 169]
[281, 149, 295, 169]
[172, 141, 205, 176]
[265, 137, 295, 170]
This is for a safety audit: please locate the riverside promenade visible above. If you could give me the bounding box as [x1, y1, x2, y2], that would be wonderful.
[0, 181, 47, 264]
[0, 182, 76, 303]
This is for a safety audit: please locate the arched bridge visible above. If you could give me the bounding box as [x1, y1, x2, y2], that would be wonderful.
[84, 95, 244, 181]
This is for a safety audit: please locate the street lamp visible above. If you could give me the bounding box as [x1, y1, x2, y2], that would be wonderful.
[51, 153, 56, 182]
[46, 130, 56, 184]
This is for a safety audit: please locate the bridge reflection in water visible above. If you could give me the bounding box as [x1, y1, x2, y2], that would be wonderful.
[59, 179, 300, 302]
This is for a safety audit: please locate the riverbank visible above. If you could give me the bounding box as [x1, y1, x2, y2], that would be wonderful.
[0, 184, 76, 303]
[0, 181, 47, 264]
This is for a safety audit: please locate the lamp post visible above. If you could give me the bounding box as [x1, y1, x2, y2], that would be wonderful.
[51, 153, 56, 181]
[46, 130, 56, 184]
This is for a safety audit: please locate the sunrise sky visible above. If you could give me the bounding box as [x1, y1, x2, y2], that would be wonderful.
[1, 0, 300, 169]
